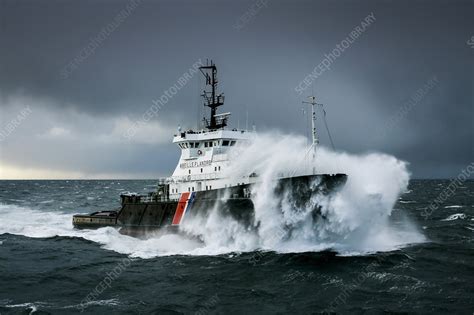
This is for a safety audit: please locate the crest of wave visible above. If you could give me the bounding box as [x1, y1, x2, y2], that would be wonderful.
[182, 131, 425, 254]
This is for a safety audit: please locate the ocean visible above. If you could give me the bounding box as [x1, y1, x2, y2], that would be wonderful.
[0, 179, 473, 314]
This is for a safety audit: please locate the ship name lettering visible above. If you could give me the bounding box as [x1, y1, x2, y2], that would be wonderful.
[180, 160, 212, 169]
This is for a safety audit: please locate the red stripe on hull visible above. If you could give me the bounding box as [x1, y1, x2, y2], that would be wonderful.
[171, 192, 190, 225]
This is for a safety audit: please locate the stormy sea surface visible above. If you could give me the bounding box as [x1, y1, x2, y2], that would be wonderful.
[0, 179, 473, 314]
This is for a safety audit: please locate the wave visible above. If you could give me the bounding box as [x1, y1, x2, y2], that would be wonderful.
[39, 200, 54, 204]
[1, 299, 121, 313]
[0, 203, 204, 258]
[441, 213, 466, 221]
[185, 133, 426, 255]
[0, 133, 426, 258]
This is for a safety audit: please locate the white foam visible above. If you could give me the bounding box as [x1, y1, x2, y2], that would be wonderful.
[0, 132, 426, 258]
[184, 133, 425, 255]
[444, 205, 462, 209]
[71, 298, 121, 308]
[1, 299, 121, 313]
[39, 200, 54, 204]
[441, 213, 466, 221]
[3, 301, 49, 314]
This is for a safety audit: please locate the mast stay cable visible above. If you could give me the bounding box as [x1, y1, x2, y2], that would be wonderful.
[319, 104, 336, 151]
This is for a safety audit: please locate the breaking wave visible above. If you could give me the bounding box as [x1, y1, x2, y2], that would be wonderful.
[0, 133, 425, 258]
[182, 133, 425, 255]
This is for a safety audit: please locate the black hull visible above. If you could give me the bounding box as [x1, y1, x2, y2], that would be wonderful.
[72, 173, 347, 236]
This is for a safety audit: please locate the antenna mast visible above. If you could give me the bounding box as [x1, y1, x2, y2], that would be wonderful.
[302, 95, 323, 174]
[199, 60, 227, 130]
[302, 96, 321, 153]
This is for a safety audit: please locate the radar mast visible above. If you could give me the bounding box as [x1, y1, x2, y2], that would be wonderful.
[199, 60, 228, 130]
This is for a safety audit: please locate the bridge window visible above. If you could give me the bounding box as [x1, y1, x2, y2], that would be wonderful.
[192, 187, 194, 192]
[204, 142, 208, 147]
[209, 142, 213, 147]
[222, 140, 229, 146]
[218, 166, 221, 171]
[201, 168, 203, 173]
[188, 170, 191, 174]
[230, 141, 236, 146]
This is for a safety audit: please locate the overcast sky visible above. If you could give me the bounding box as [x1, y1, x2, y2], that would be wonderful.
[0, 0, 472, 179]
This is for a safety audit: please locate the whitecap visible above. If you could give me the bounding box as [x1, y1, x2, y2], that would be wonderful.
[3, 301, 51, 314]
[65, 298, 121, 310]
[441, 213, 466, 221]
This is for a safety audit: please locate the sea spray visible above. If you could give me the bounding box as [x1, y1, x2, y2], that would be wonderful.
[253, 134, 422, 253]
[0, 132, 425, 257]
[179, 132, 423, 254]
[179, 189, 259, 253]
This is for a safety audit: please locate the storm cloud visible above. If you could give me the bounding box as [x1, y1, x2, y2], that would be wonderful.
[0, 0, 472, 179]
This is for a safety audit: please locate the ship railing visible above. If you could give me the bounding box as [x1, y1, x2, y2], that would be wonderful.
[140, 195, 170, 203]
[128, 191, 174, 203]
[165, 173, 223, 183]
[173, 128, 256, 139]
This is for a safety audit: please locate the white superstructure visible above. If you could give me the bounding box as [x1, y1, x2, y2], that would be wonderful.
[167, 128, 255, 199]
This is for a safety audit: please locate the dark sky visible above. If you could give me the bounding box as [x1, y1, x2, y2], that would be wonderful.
[0, 0, 472, 179]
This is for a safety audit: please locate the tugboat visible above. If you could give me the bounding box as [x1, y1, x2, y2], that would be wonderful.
[72, 61, 347, 236]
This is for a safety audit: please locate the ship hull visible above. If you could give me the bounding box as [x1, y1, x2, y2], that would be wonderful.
[72, 173, 347, 236]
